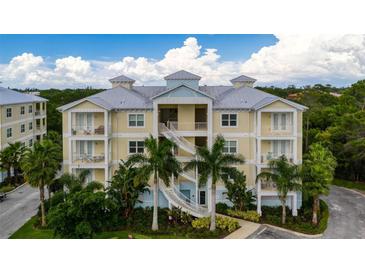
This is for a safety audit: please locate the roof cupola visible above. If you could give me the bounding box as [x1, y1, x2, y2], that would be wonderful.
[109, 75, 135, 89]
[230, 75, 256, 88]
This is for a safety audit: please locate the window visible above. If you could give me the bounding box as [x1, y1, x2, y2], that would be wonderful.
[272, 140, 291, 157]
[6, 108, 12, 118]
[129, 141, 144, 154]
[42, 102, 45, 110]
[28, 105, 33, 113]
[20, 106, 25, 115]
[223, 140, 237, 154]
[221, 113, 237, 127]
[42, 118, 46, 126]
[21, 124, 25, 133]
[272, 113, 289, 130]
[6, 128, 12, 138]
[199, 191, 206, 205]
[29, 139, 33, 147]
[29, 122, 33, 130]
[128, 114, 144, 127]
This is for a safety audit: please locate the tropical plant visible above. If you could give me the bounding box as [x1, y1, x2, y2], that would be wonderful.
[257, 155, 302, 224]
[184, 135, 245, 231]
[21, 139, 62, 227]
[302, 143, 337, 225]
[126, 135, 181, 231]
[0, 146, 13, 180]
[107, 161, 150, 219]
[54, 169, 91, 194]
[0, 142, 26, 184]
[224, 169, 255, 211]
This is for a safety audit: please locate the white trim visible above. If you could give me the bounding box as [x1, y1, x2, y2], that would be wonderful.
[154, 97, 212, 105]
[220, 112, 238, 128]
[261, 108, 295, 113]
[127, 113, 145, 128]
[127, 139, 145, 155]
[0, 115, 46, 129]
[255, 98, 307, 111]
[223, 139, 238, 154]
[151, 84, 214, 100]
[70, 108, 105, 113]
[215, 132, 254, 138]
[112, 132, 150, 138]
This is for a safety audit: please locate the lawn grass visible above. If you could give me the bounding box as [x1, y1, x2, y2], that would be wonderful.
[10, 216, 220, 239]
[332, 178, 365, 192]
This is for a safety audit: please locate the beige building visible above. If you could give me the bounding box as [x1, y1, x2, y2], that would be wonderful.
[0, 87, 47, 182]
[58, 71, 307, 217]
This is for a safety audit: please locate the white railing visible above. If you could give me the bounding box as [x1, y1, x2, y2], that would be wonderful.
[261, 153, 294, 164]
[267, 125, 294, 136]
[34, 110, 44, 116]
[72, 125, 105, 136]
[72, 153, 105, 163]
[261, 180, 277, 191]
[159, 123, 196, 154]
[168, 121, 207, 131]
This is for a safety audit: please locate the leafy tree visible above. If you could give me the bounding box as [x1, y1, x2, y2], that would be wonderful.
[184, 135, 245, 231]
[257, 155, 302, 224]
[224, 169, 255, 211]
[303, 143, 337, 225]
[0, 142, 26, 184]
[107, 161, 150, 219]
[48, 183, 117, 238]
[0, 146, 14, 181]
[21, 140, 62, 227]
[126, 136, 181, 231]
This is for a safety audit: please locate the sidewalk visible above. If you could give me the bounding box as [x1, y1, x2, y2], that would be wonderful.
[220, 214, 261, 239]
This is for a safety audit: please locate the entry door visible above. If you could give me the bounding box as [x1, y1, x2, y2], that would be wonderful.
[180, 189, 191, 203]
[199, 191, 206, 205]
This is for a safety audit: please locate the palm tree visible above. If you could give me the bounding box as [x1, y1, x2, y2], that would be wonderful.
[184, 135, 245, 231]
[257, 155, 302, 224]
[0, 146, 13, 181]
[303, 143, 336, 225]
[107, 160, 150, 218]
[7, 142, 26, 183]
[21, 140, 62, 227]
[127, 135, 181, 231]
[55, 169, 91, 194]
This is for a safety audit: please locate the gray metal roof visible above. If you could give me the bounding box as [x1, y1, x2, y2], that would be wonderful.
[230, 75, 256, 83]
[109, 75, 135, 83]
[0, 86, 47, 106]
[164, 70, 201, 80]
[58, 71, 307, 112]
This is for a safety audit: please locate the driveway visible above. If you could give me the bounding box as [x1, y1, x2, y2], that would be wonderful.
[0, 184, 39, 239]
[249, 185, 365, 239]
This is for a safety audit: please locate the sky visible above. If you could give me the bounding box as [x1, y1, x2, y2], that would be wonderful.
[1, 34, 365, 89]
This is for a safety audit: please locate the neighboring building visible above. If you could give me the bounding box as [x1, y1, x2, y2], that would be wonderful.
[58, 70, 307, 217]
[0, 87, 48, 182]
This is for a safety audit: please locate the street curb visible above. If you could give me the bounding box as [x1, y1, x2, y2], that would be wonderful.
[4, 183, 26, 195]
[263, 223, 323, 238]
[335, 186, 365, 198]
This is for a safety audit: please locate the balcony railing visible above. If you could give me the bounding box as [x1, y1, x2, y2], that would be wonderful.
[264, 125, 294, 136]
[34, 110, 45, 116]
[261, 180, 277, 191]
[72, 153, 105, 163]
[260, 153, 294, 164]
[71, 125, 105, 136]
[165, 121, 207, 131]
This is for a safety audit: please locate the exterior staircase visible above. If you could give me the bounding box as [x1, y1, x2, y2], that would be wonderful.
[159, 182, 209, 217]
[158, 122, 209, 217]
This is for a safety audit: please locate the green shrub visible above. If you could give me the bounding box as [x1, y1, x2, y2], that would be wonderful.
[0, 185, 15, 193]
[192, 216, 239, 233]
[227, 209, 260, 223]
[216, 202, 230, 214]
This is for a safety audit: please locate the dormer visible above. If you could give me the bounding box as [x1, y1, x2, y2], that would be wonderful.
[164, 70, 201, 90]
[230, 75, 256, 88]
[109, 75, 135, 89]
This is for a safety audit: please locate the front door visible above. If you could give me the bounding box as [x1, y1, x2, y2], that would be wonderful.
[180, 189, 191, 203]
[199, 191, 206, 205]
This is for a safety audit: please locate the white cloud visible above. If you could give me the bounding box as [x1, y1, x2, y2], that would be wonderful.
[1, 35, 365, 89]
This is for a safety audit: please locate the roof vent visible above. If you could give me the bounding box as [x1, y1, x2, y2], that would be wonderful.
[230, 75, 256, 88]
[109, 75, 135, 90]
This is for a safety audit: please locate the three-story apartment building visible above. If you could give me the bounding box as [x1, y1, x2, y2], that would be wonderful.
[0, 86, 47, 182]
[58, 70, 307, 217]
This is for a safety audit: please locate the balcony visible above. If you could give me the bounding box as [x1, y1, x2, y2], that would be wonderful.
[72, 153, 105, 164]
[71, 125, 105, 136]
[261, 180, 277, 191]
[163, 121, 207, 131]
[260, 152, 294, 164]
[34, 110, 45, 116]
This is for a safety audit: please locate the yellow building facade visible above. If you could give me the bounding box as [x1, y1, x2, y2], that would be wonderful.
[58, 71, 307, 217]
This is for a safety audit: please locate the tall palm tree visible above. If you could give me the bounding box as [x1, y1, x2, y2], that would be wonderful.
[7, 142, 26, 182]
[184, 135, 245, 231]
[21, 140, 62, 227]
[0, 146, 13, 180]
[127, 136, 181, 231]
[257, 155, 302, 224]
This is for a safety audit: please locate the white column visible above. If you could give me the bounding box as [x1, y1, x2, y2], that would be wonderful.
[257, 110, 262, 137]
[195, 155, 199, 204]
[153, 102, 158, 138]
[256, 166, 262, 216]
[292, 193, 298, 216]
[207, 101, 213, 211]
[257, 138, 261, 165]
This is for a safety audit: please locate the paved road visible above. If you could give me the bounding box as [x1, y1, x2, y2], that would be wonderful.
[249, 185, 365, 239]
[0, 184, 39, 239]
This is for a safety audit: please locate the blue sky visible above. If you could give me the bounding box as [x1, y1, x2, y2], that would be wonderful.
[0, 34, 364, 88]
[0, 34, 277, 63]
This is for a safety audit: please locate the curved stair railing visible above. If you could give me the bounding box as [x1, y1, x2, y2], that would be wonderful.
[160, 182, 209, 217]
[159, 122, 196, 154]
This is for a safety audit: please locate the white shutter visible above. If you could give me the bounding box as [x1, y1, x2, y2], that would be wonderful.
[281, 113, 287, 130]
[273, 141, 279, 156]
[87, 113, 92, 130]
